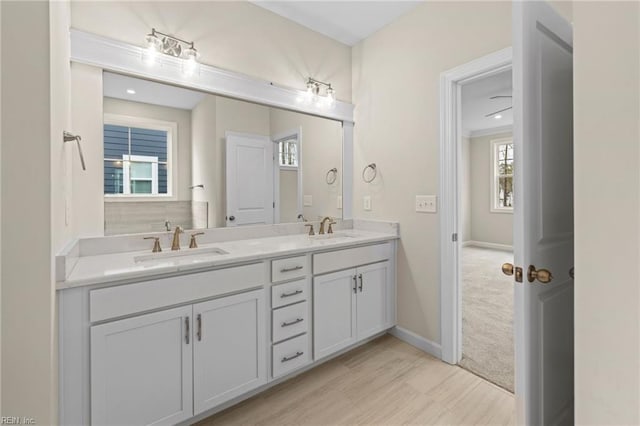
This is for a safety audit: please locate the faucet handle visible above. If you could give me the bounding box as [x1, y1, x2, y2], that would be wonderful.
[189, 232, 205, 249]
[328, 221, 337, 234]
[144, 237, 162, 253]
[304, 223, 315, 236]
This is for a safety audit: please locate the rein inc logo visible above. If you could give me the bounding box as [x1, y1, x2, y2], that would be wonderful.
[1, 418, 35, 425]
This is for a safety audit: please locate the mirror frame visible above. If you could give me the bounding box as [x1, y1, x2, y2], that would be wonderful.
[70, 29, 354, 221]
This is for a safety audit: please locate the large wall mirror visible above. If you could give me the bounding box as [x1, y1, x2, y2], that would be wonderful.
[102, 72, 343, 235]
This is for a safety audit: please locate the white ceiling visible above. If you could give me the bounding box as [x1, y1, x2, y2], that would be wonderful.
[461, 70, 513, 135]
[249, 1, 423, 46]
[103, 72, 206, 110]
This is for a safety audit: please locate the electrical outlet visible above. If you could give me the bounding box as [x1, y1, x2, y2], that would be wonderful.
[364, 195, 372, 211]
[304, 195, 313, 207]
[337, 195, 343, 209]
[416, 195, 437, 213]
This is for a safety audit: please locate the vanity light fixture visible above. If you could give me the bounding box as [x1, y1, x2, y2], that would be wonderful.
[144, 28, 200, 75]
[305, 78, 336, 107]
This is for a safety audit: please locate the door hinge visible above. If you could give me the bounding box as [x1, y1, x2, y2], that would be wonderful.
[452, 233, 458, 242]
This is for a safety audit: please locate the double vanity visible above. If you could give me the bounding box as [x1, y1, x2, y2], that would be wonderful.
[57, 220, 398, 425]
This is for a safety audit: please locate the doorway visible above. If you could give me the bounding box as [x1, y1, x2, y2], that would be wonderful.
[458, 69, 514, 391]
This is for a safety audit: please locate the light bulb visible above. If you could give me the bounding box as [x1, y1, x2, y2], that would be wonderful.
[326, 86, 336, 105]
[144, 32, 162, 65]
[183, 46, 199, 77]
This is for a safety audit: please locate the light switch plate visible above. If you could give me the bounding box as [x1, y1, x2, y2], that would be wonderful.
[364, 195, 372, 211]
[304, 195, 313, 207]
[337, 195, 343, 209]
[416, 195, 437, 213]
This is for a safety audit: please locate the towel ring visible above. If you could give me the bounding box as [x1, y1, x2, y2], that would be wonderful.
[326, 168, 338, 184]
[362, 163, 377, 183]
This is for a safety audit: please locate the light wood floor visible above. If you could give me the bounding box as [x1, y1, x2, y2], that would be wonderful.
[198, 334, 515, 425]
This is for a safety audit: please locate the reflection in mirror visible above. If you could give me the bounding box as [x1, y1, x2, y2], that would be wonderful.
[102, 72, 343, 235]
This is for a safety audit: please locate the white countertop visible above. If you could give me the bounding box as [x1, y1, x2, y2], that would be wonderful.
[57, 229, 398, 290]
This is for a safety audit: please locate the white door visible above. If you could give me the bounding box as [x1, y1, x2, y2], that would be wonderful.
[193, 289, 267, 415]
[313, 268, 357, 360]
[513, 2, 574, 424]
[91, 306, 193, 426]
[356, 262, 389, 340]
[225, 131, 274, 226]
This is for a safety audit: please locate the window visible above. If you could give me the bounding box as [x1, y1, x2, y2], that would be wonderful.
[492, 139, 514, 211]
[278, 138, 298, 168]
[104, 116, 176, 198]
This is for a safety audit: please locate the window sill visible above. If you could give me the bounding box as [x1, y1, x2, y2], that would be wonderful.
[490, 208, 513, 214]
[105, 195, 178, 203]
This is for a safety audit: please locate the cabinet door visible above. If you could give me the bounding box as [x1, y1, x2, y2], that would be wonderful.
[356, 261, 389, 340]
[313, 268, 357, 360]
[91, 306, 193, 426]
[193, 289, 267, 415]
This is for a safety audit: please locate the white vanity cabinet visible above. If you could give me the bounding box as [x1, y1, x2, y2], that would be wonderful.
[193, 290, 266, 415]
[90, 306, 194, 426]
[312, 243, 394, 360]
[90, 288, 266, 425]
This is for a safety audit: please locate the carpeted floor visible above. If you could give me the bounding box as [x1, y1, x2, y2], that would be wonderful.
[459, 246, 514, 392]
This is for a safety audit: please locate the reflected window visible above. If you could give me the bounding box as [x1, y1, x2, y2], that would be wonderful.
[104, 120, 173, 197]
[278, 138, 298, 168]
[492, 139, 514, 211]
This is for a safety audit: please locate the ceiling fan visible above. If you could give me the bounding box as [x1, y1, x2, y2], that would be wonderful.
[485, 95, 513, 118]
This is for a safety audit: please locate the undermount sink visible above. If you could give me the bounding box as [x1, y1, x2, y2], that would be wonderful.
[134, 247, 229, 264]
[309, 232, 358, 240]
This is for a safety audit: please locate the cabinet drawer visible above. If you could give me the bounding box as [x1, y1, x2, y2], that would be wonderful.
[89, 263, 264, 322]
[272, 301, 308, 343]
[313, 243, 391, 275]
[271, 279, 307, 308]
[272, 334, 310, 378]
[271, 256, 308, 283]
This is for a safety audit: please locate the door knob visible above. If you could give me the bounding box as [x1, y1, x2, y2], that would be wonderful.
[569, 267, 574, 279]
[501, 263, 523, 282]
[527, 265, 553, 284]
[228, 215, 235, 221]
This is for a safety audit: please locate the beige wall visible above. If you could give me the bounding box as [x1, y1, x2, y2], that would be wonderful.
[352, 1, 511, 342]
[71, 63, 104, 238]
[270, 109, 343, 221]
[574, 2, 640, 423]
[103, 97, 193, 201]
[461, 137, 471, 242]
[1, 1, 70, 423]
[191, 95, 217, 228]
[469, 131, 513, 246]
[70, 1, 352, 102]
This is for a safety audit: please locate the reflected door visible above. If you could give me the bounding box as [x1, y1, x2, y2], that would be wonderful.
[225, 132, 274, 226]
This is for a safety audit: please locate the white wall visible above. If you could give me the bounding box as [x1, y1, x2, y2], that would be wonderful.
[352, 1, 511, 342]
[469, 131, 513, 246]
[573, 2, 640, 423]
[103, 97, 193, 201]
[70, 1, 352, 102]
[1, 1, 70, 423]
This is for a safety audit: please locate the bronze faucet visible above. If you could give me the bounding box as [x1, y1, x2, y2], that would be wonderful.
[319, 217, 336, 234]
[171, 226, 184, 251]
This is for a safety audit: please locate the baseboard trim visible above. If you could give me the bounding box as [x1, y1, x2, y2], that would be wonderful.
[389, 326, 442, 359]
[464, 240, 513, 251]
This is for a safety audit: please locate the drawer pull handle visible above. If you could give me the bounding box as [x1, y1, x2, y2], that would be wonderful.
[281, 351, 304, 363]
[185, 317, 190, 345]
[358, 274, 363, 292]
[282, 318, 304, 327]
[280, 265, 304, 273]
[281, 289, 303, 298]
[353, 275, 357, 293]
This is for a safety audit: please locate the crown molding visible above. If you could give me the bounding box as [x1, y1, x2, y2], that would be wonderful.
[469, 124, 513, 138]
